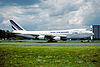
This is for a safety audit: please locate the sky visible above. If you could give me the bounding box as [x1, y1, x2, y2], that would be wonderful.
[0, 0, 100, 31]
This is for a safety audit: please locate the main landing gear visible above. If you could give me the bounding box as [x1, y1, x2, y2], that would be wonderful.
[47, 39, 57, 42]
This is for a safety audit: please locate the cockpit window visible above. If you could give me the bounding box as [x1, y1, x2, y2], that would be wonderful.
[86, 28, 92, 31]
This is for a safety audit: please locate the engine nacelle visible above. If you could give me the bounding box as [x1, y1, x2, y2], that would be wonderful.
[37, 35, 45, 40]
[53, 37, 61, 41]
[61, 37, 67, 41]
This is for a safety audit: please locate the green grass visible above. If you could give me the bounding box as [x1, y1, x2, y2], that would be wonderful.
[24, 40, 100, 43]
[0, 44, 100, 67]
[91, 40, 100, 43]
[1, 40, 100, 43]
[20, 40, 100, 43]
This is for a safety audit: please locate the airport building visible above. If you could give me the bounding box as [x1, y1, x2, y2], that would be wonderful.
[92, 25, 100, 40]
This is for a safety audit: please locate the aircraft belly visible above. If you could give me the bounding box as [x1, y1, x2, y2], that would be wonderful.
[67, 33, 91, 38]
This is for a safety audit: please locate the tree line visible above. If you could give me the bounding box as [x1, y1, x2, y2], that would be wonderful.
[0, 29, 26, 40]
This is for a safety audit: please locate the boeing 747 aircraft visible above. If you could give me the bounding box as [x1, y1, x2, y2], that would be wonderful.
[10, 20, 93, 42]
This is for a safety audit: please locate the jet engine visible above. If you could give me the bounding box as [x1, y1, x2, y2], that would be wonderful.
[53, 37, 61, 41]
[37, 35, 45, 40]
[53, 37, 67, 41]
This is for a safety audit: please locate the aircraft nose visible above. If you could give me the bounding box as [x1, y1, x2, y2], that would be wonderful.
[91, 32, 94, 35]
[88, 31, 94, 35]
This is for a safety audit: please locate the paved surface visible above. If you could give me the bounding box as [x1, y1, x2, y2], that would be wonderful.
[0, 43, 100, 45]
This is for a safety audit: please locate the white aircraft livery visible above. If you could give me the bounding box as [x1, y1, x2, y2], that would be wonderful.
[10, 20, 94, 42]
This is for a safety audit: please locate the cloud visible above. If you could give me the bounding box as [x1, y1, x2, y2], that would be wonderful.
[0, 0, 100, 30]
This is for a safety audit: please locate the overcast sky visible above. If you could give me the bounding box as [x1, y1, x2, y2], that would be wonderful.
[0, 0, 100, 31]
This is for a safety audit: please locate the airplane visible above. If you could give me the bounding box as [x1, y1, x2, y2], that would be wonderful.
[9, 20, 94, 42]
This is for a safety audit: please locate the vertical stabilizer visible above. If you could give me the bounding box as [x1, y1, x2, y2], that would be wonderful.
[10, 20, 25, 31]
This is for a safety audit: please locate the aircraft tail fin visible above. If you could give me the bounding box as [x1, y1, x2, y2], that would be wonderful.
[10, 20, 25, 31]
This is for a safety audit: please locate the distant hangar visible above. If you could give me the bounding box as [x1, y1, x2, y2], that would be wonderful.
[92, 25, 100, 40]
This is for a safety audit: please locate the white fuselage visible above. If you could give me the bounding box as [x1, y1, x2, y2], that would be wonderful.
[12, 29, 93, 39]
[9, 20, 94, 41]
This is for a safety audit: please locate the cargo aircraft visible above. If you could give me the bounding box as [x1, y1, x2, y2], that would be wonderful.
[10, 20, 93, 42]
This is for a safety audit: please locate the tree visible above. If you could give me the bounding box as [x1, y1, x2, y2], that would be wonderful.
[0, 30, 6, 40]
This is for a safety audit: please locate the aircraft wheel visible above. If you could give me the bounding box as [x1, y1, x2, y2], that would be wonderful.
[48, 39, 57, 42]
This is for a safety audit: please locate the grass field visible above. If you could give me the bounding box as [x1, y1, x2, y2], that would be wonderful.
[0, 44, 100, 67]
[1, 40, 100, 43]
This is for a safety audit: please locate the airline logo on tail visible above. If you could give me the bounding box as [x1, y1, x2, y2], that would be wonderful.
[10, 20, 25, 31]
